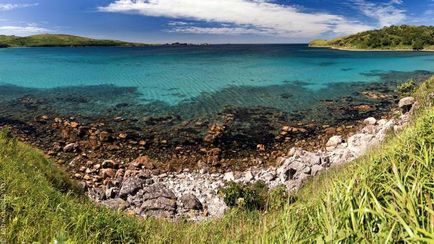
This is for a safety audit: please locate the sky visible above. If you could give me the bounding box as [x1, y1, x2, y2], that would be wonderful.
[0, 0, 433, 43]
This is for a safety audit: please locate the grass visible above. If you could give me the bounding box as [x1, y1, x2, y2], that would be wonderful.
[1, 78, 434, 243]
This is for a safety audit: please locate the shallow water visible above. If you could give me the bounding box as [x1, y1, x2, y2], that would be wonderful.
[1, 44, 434, 166]
[1, 44, 434, 111]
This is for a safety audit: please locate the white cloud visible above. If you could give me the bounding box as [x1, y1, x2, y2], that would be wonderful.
[0, 3, 39, 11]
[0, 25, 50, 36]
[352, 0, 406, 27]
[99, 0, 373, 38]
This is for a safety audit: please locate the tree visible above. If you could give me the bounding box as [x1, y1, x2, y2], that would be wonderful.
[412, 40, 424, 51]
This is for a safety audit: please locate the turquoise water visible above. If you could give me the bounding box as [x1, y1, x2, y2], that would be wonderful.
[1, 44, 434, 108]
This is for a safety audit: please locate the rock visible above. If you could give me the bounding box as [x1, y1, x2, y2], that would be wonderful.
[204, 124, 225, 143]
[132, 156, 155, 170]
[101, 168, 115, 178]
[256, 144, 265, 152]
[361, 125, 376, 134]
[119, 177, 145, 198]
[139, 184, 177, 218]
[278, 167, 297, 182]
[262, 172, 276, 181]
[63, 143, 78, 153]
[70, 121, 79, 128]
[179, 194, 203, 210]
[326, 135, 343, 151]
[223, 172, 235, 182]
[311, 165, 323, 176]
[101, 198, 128, 211]
[102, 160, 115, 168]
[398, 97, 415, 113]
[363, 117, 376, 125]
[244, 171, 254, 182]
[99, 131, 111, 142]
[207, 197, 227, 217]
[105, 187, 119, 198]
[118, 132, 128, 140]
[303, 166, 312, 174]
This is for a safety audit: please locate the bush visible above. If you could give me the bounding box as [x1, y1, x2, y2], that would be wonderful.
[220, 181, 269, 210]
[266, 185, 295, 211]
[397, 80, 416, 94]
[220, 182, 294, 211]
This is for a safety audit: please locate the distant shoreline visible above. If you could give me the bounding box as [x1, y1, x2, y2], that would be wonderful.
[309, 45, 434, 52]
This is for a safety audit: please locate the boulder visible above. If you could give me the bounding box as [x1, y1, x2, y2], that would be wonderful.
[119, 177, 145, 198]
[207, 197, 228, 217]
[223, 172, 235, 182]
[139, 184, 177, 218]
[101, 198, 128, 211]
[311, 165, 323, 176]
[243, 171, 254, 182]
[326, 135, 343, 151]
[398, 97, 415, 113]
[363, 117, 377, 125]
[179, 194, 203, 210]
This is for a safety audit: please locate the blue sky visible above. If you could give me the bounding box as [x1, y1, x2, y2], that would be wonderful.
[0, 0, 433, 43]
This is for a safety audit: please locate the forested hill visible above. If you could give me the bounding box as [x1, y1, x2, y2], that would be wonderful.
[309, 25, 434, 51]
[0, 34, 146, 48]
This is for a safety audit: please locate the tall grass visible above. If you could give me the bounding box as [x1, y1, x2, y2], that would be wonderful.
[1, 78, 434, 243]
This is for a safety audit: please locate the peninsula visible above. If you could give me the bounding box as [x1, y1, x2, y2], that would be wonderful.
[310, 25, 434, 51]
[0, 34, 147, 48]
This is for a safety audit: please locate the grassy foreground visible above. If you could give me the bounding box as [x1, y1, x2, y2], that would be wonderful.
[1, 79, 434, 243]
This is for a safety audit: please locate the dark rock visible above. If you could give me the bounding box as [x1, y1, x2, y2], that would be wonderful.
[119, 177, 145, 199]
[138, 184, 177, 218]
[179, 194, 203, 210]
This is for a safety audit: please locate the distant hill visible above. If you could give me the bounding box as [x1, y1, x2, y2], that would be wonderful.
[309, 25, 434, 51]
[0, 34, 147, 48]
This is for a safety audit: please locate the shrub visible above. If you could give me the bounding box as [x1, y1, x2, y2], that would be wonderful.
[220, 181, 269, 210]
[397, 80, 416, 94]
[220, 182, 295, 211]
[266, 185, 295, 211]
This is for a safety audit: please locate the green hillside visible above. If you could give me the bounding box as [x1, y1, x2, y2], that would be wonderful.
[1, 78, 434, 242]
[310, 25, 434, 51]
[0, 34, 145, 47]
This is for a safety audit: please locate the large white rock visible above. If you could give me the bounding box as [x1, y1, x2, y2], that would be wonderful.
[223, 172, 235, 182]
[398, 96, 415, 108]
[326, 135, 343, 151]
[207, 197, 228, 217]
[364, 117, 377, 125]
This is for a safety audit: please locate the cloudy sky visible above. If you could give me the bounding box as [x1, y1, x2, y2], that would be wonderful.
[0, 0, 433, 43]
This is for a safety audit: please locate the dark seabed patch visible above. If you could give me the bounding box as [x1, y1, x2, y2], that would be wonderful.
[0, 70, 432, 176]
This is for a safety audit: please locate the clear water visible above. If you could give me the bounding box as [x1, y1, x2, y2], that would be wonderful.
[1, 45, 433, 105]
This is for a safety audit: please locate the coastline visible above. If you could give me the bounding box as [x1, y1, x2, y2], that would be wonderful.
[0, 79, 411, 220]
[309, 45, 434, 52]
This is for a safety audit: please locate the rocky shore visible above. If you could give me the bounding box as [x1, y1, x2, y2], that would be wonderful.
[84, 96, 417, 220]
[1, 72, 429, 220]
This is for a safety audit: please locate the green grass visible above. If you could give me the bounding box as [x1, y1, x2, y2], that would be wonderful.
[1, 78, 434, 243]
[0, 34, 145, 47]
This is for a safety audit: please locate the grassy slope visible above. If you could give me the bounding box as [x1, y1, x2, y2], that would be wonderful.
[309, 25, 434, 51]
[0, 34, 145, 47]
[1, 78, 434, 243]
